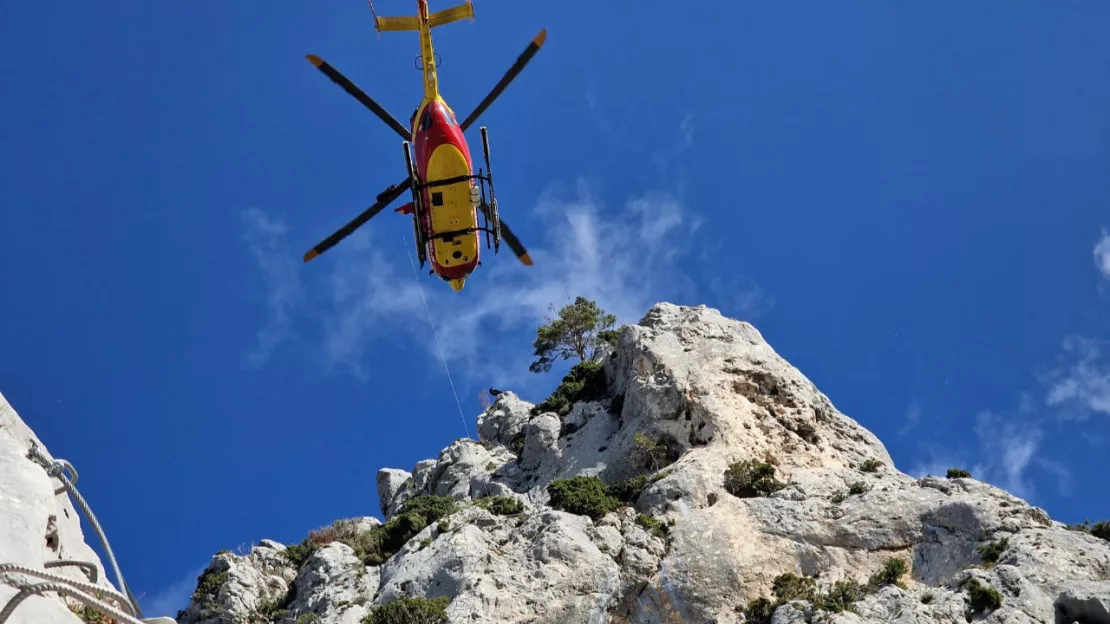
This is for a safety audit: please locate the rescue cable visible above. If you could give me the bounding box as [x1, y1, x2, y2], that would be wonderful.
[403, 236, 472, 440]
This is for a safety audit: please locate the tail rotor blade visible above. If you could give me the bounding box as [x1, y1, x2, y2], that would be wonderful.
[306, 54, 412, 141]
[459, 29, 546, 132]
[304, 179, 412, 262]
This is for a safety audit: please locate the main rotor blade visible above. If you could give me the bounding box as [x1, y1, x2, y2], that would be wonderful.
[459, 29, 547, 132]
[306, 54, 412, 141]
[304, 179, 411, 262]
[498, 218, 533, 267]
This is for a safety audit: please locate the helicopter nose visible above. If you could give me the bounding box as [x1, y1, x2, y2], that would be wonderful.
[449, 278, 466, 292]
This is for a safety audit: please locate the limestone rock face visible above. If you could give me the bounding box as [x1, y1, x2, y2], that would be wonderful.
[0, 392, 128, 624]
[146, 304, 1110, 623]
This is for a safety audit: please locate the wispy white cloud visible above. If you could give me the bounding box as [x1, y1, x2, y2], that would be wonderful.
[1044, 336, 1110, 420]
[141, 565, 205, 618]
[241, 176, 714, 392]
[241, 208, 304, 370]
[970, 410, 1045, 500]
[898, 400, 922, 436]
[707, 276, 773, 321]
[1094, 229, 1110, 279]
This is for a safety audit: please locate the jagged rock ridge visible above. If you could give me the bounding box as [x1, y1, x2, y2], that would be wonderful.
[170, 303, 1110, 624]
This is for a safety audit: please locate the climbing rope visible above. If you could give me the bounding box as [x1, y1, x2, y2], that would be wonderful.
[0, 441, 148, 621]
[402, 235, 472, 440]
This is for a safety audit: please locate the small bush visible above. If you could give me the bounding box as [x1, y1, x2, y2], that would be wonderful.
[509, 434, 525, 456]
[363, 596, 451, 624]
[859, 459, 883, 473]
[1091, 521, 1110, 542]
[192, 568, 228, 603]
[771, 573, 817, 602]
[284, 541, 315, 568]
[724, 460, 788, 498]
[741, 597, 776, 624]
[296, 614, 319, 624]
[532, 361, 607, 416]
[476, 496, 524, 516]
[633, 432, 673, 471]
[830, 491, 847, 504]
[921, 592, 935, 604]
[817, 579, 865, 613]
[977, 537, 1009, 566]
[965, 578, 1002, 613]
[946, 468, 972, 479]
[867, 558, 908, 589]
[636, 513, 668, 539]
[607, 474, 649, 504]
[547, 476, 621, 520]
[848, 482, 870, 496]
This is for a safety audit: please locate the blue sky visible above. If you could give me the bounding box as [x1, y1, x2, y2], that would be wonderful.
[3, 0, 1110, 617]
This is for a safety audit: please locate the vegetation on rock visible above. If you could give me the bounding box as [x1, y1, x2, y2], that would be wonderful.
[946, 468, 972, 479]
[283, 496, 458, 570]
[723, 459, 788, 498]
[476, 496, 525, 516]
[547, 476, 621, 520]
[529, 297, 617, 374]
[363, 596, 451, 624]
[965, 578, 1003, 614]
[532, 360, 606, 416]
[859, 458, 883, 473]
[977, 537, 1009, 567]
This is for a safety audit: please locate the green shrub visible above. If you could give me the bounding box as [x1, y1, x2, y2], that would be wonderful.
[965, 578, 1002, 613]
[848, 482, 870, 496]
[741, 597, 776, 624]
[547, 476, 621, 520]
[1091, 521, 1110, 542]
[633, 432, 674, 471]
[830, 491, 846, 504]
[476, 496, 524, 516]
[816, 579, 865, 613]
[859, 459, 883, 473]
[771, 573, 816, 602]
[867, 558, 908, 589]
[946, 468, 972, 479]
[509, 433, 525, 456]
[921, 592, 935, 604]
[283, 540, 315, 568]
[724, 460, 788, 498]
[977, 537, 1008, 566]
[532, 361, 607, 416]
[192, 568, 228, 603]
[363, 596, 451, 624]
[635, 513, 668, 539]
[296, 614, 319, 624]
[607, 474, 649, 504]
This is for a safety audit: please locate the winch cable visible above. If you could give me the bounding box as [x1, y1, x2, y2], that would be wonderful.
[403, 235, 471, 440]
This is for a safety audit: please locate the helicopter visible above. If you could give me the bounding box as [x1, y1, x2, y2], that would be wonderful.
[302, 0, 545, 291]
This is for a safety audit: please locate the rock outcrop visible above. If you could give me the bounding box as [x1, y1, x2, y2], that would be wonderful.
[10, 303, 1110, 624]
[0, 391, 158, 623]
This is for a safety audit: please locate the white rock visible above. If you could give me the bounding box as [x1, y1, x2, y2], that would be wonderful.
[376, 469, 411, 517]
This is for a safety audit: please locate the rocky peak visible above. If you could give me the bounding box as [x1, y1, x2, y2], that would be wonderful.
[6, 302, 1109, 624]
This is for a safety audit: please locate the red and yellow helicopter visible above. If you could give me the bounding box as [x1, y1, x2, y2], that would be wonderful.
[302, 0, 546, 291]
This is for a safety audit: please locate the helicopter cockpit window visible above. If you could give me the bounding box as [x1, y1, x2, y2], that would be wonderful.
[420, 108, 434, 132]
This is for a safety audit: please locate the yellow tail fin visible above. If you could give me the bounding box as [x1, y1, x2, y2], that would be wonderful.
[428, 2, 474, 28]
[375, 15, 421, 32]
